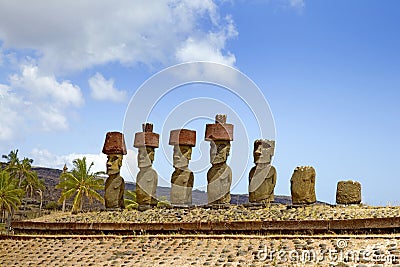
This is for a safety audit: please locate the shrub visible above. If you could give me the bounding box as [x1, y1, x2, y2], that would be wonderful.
[45, 201, 60, 210]
[157, 196, 171, 208]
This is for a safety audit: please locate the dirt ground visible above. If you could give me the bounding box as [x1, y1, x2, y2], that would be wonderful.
[1, 235, 400, 267]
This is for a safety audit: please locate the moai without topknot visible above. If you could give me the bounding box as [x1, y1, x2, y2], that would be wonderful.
[169, 129, 196, 206]
[336, 180, 362, 204]
[205, 114, 233, 204]
[290, 166, 316, 204]
[102, 131, 127, 210]
[134, 123, 159, 211]
[248, 139, 277, 203]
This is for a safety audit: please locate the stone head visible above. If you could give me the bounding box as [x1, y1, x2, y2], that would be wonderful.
[210, 140, 231, 164]
[169, 128, 196, 169]
[253, 139, 275, 164]
[137, 146, 155, 168]
[173, 145, 192, 169]
[106, 154, 123, 175]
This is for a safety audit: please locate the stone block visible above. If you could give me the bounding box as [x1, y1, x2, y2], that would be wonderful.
[102, 131, 127, 155]
[205, 114, 233, 141]
[169, 129, 196, 146]
[290, 166, 316, 204]
[133, 123, 159, 148]
[336, 180, 361, 204]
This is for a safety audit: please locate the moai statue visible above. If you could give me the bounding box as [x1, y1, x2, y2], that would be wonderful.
[102, 131, 127, 210]
[248, 139, 277, 203]
[336, 180, 362, 204]
[169, 129, 196, 206]
[134, 123, 159, 211]
[205, 114, 233, 204]
[290, 166, 316, 204]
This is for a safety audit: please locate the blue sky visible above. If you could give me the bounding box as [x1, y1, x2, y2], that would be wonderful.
[0, 0, 399, 205]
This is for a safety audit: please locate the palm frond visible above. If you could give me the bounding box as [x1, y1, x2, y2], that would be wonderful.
[124, 190, 137, 210]
[56, 157, 105, 213]
[0, 170, 24, 214]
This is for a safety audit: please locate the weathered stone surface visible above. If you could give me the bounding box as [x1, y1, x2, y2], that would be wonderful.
[134, 124, 159, 210]
[142, 122, 153, 132]
[249, 139, 276, 203]
[104, 172, 125, 209]
[205, 115, 233, 204]
[102, 131, 127, 155]
[205, 114, 234, 141]
[290, 166, 316, 204]
[336, 180, 361, 204]
[170, 169, 194, 205]
[104, 159, 126, 210]
[207, 162, 232, 204]
[253, 139, 275, 164]
[249, 165, 277, 203]
[136, 166, 158, 207]
[169, 129, 195, 205]
[103, 131, 127, 210]
[133, 123, 159, 148]
[169, 129, 196, 146]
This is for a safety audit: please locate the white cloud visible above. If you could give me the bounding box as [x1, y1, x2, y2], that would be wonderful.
[0, 1, 237, 147]
[0, 64, 83, 141]
[175, 15, 237, 65]
[0, 84, 24, 141]
[288, 0, 305, 10]
[32, 148, 107, 173]
[10, 65, 83, 107]
[0, 0, 237, 73]
[89, 73, 127, 102]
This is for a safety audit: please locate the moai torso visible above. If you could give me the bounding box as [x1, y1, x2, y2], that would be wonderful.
[136, 166, 158, 206]
[249, 165, 276, 203]
[134, 123, 159, 210]
[171, 169, 194, 205]
[105, 174, 125, 209]
[207, 162, 232, 204]
[290, 166, 316, 204]
[169, 129, 196, 206]
[205, 115, 234, 205]
[102, 132, 127, 210]
[248, 139, 276, 203]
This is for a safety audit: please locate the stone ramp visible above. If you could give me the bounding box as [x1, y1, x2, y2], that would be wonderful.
[11, 217, 400, 235]
[1, 235, 400, 266]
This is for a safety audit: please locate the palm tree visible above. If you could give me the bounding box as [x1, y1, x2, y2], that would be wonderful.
[36, 188, 43, 215]
[17, 157, 35, 188]
[124, 190, 138, 210]
[2, 150, 20, 184]
[0, 170, 24, 229]
[22, 174, 45, 212]
[56, 157, 104, 214]
[2, 150, 43, 214]
[2, 150, 38, 189]
[2, 150, 19, 170]
[22, 170, 44, 198]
